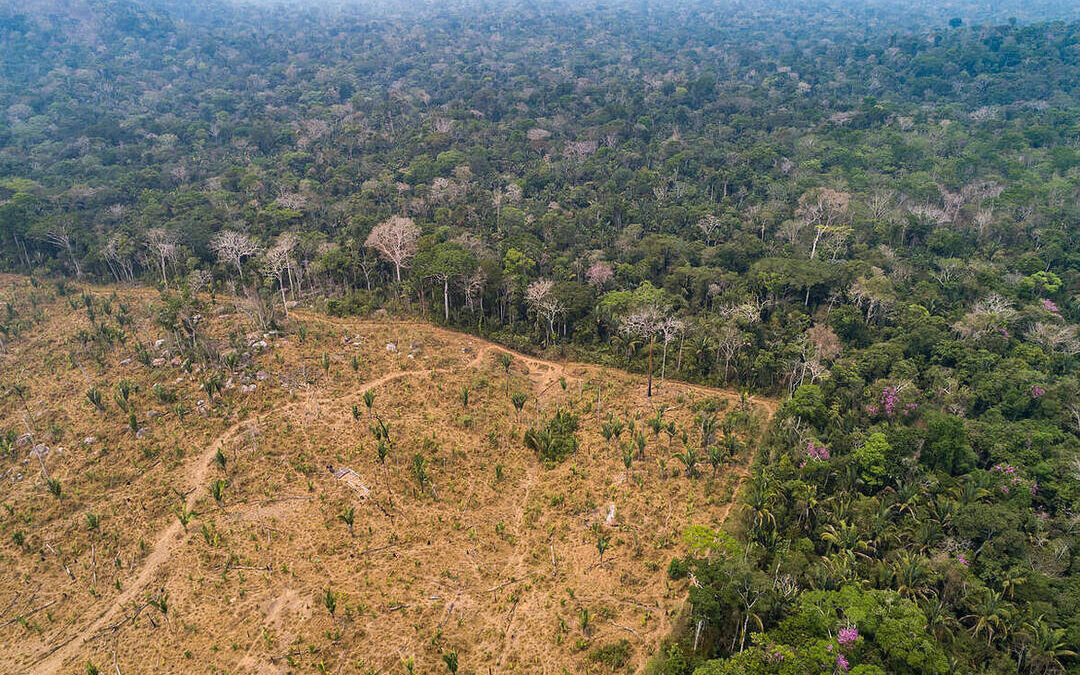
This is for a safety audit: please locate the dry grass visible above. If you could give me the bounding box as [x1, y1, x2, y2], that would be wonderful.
[0, 275, 774, 675]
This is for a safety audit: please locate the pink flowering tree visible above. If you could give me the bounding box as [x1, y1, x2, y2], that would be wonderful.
[586, 261, 614, 288]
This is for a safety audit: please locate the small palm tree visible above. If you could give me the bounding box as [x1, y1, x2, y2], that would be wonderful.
[323, 587, 338, 616]
[621, 443, 634, 482]
[149, 591, 169, 620]
[523, 427, 554, 460]
[647, 408, 664, 439]
[209, 479, 227, 507]
[203, 373, 224, 399]
[369, 416, 391, 443]
[461, 386, 470, 409]
[214, 449, 227, 473]
[86, 387, 106, 412]
[319, 352, 331, 375]
[722, 430, 742, 460]
[339, 505, 355, 535]
[363, 390, 376, 417]
[707, 445, 724, 477]
[511, 392, 527, 420]
[600, 415, 625, 449]
[412, 454, 429, 494]
[175, 502, 194, 531]
[677, 446, 700, 478]
[595, 527, 611, 564]
[442, 651, 459, 674]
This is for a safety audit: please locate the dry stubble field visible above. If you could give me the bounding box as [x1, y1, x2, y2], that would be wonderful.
[0, 275, 773, 674]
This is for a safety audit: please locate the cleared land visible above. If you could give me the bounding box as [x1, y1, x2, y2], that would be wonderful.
[0, 276, 773, 674]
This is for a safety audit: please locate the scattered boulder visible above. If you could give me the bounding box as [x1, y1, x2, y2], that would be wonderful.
[255, 371, 270, 381]
[30, 444, 49, 460]
[241, 384, 257, 394]
[15, 433, 33, 448]
[135, 427, 150, 439]
[83, 437, 96, 446]
[251, 340, 268, 350]
[386, 343, 398, 353]
[154, 339, 166, 349]
[119, 358, 132, 366]
[152, 357, 166, 367]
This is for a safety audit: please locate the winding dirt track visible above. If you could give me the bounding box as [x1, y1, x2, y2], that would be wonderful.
[28, 310, 774, 673]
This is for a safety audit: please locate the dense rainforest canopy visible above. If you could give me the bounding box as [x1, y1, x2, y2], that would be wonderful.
[2, 0, 1080, 672]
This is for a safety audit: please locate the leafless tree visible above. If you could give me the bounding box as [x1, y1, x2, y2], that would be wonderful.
[658, 317, 685, 387]
[797, 188, 851, 260]
[263, 238, 294, 319]
[525, 279, 564, 343]
[697, 214, 722, 246]
[867, 190, 895, 221]
[102, 232, 136, 284]
[145, 228, 180, 288]
[1026, 323, 1080, 357]
[211, 230, 261, 281]
[952, 294, 1017, 340]
[621, 305, 666, 396]
[276, 232, 299, 297]
[187, 269, 213, 296]
[365, 216, 420, 283]
[715, 323, 747, 380]
[463, 268, 487, 315]
[849, 271, 894, 323]
[930, 259, 966, 287]
[43, 223, 82, 278]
